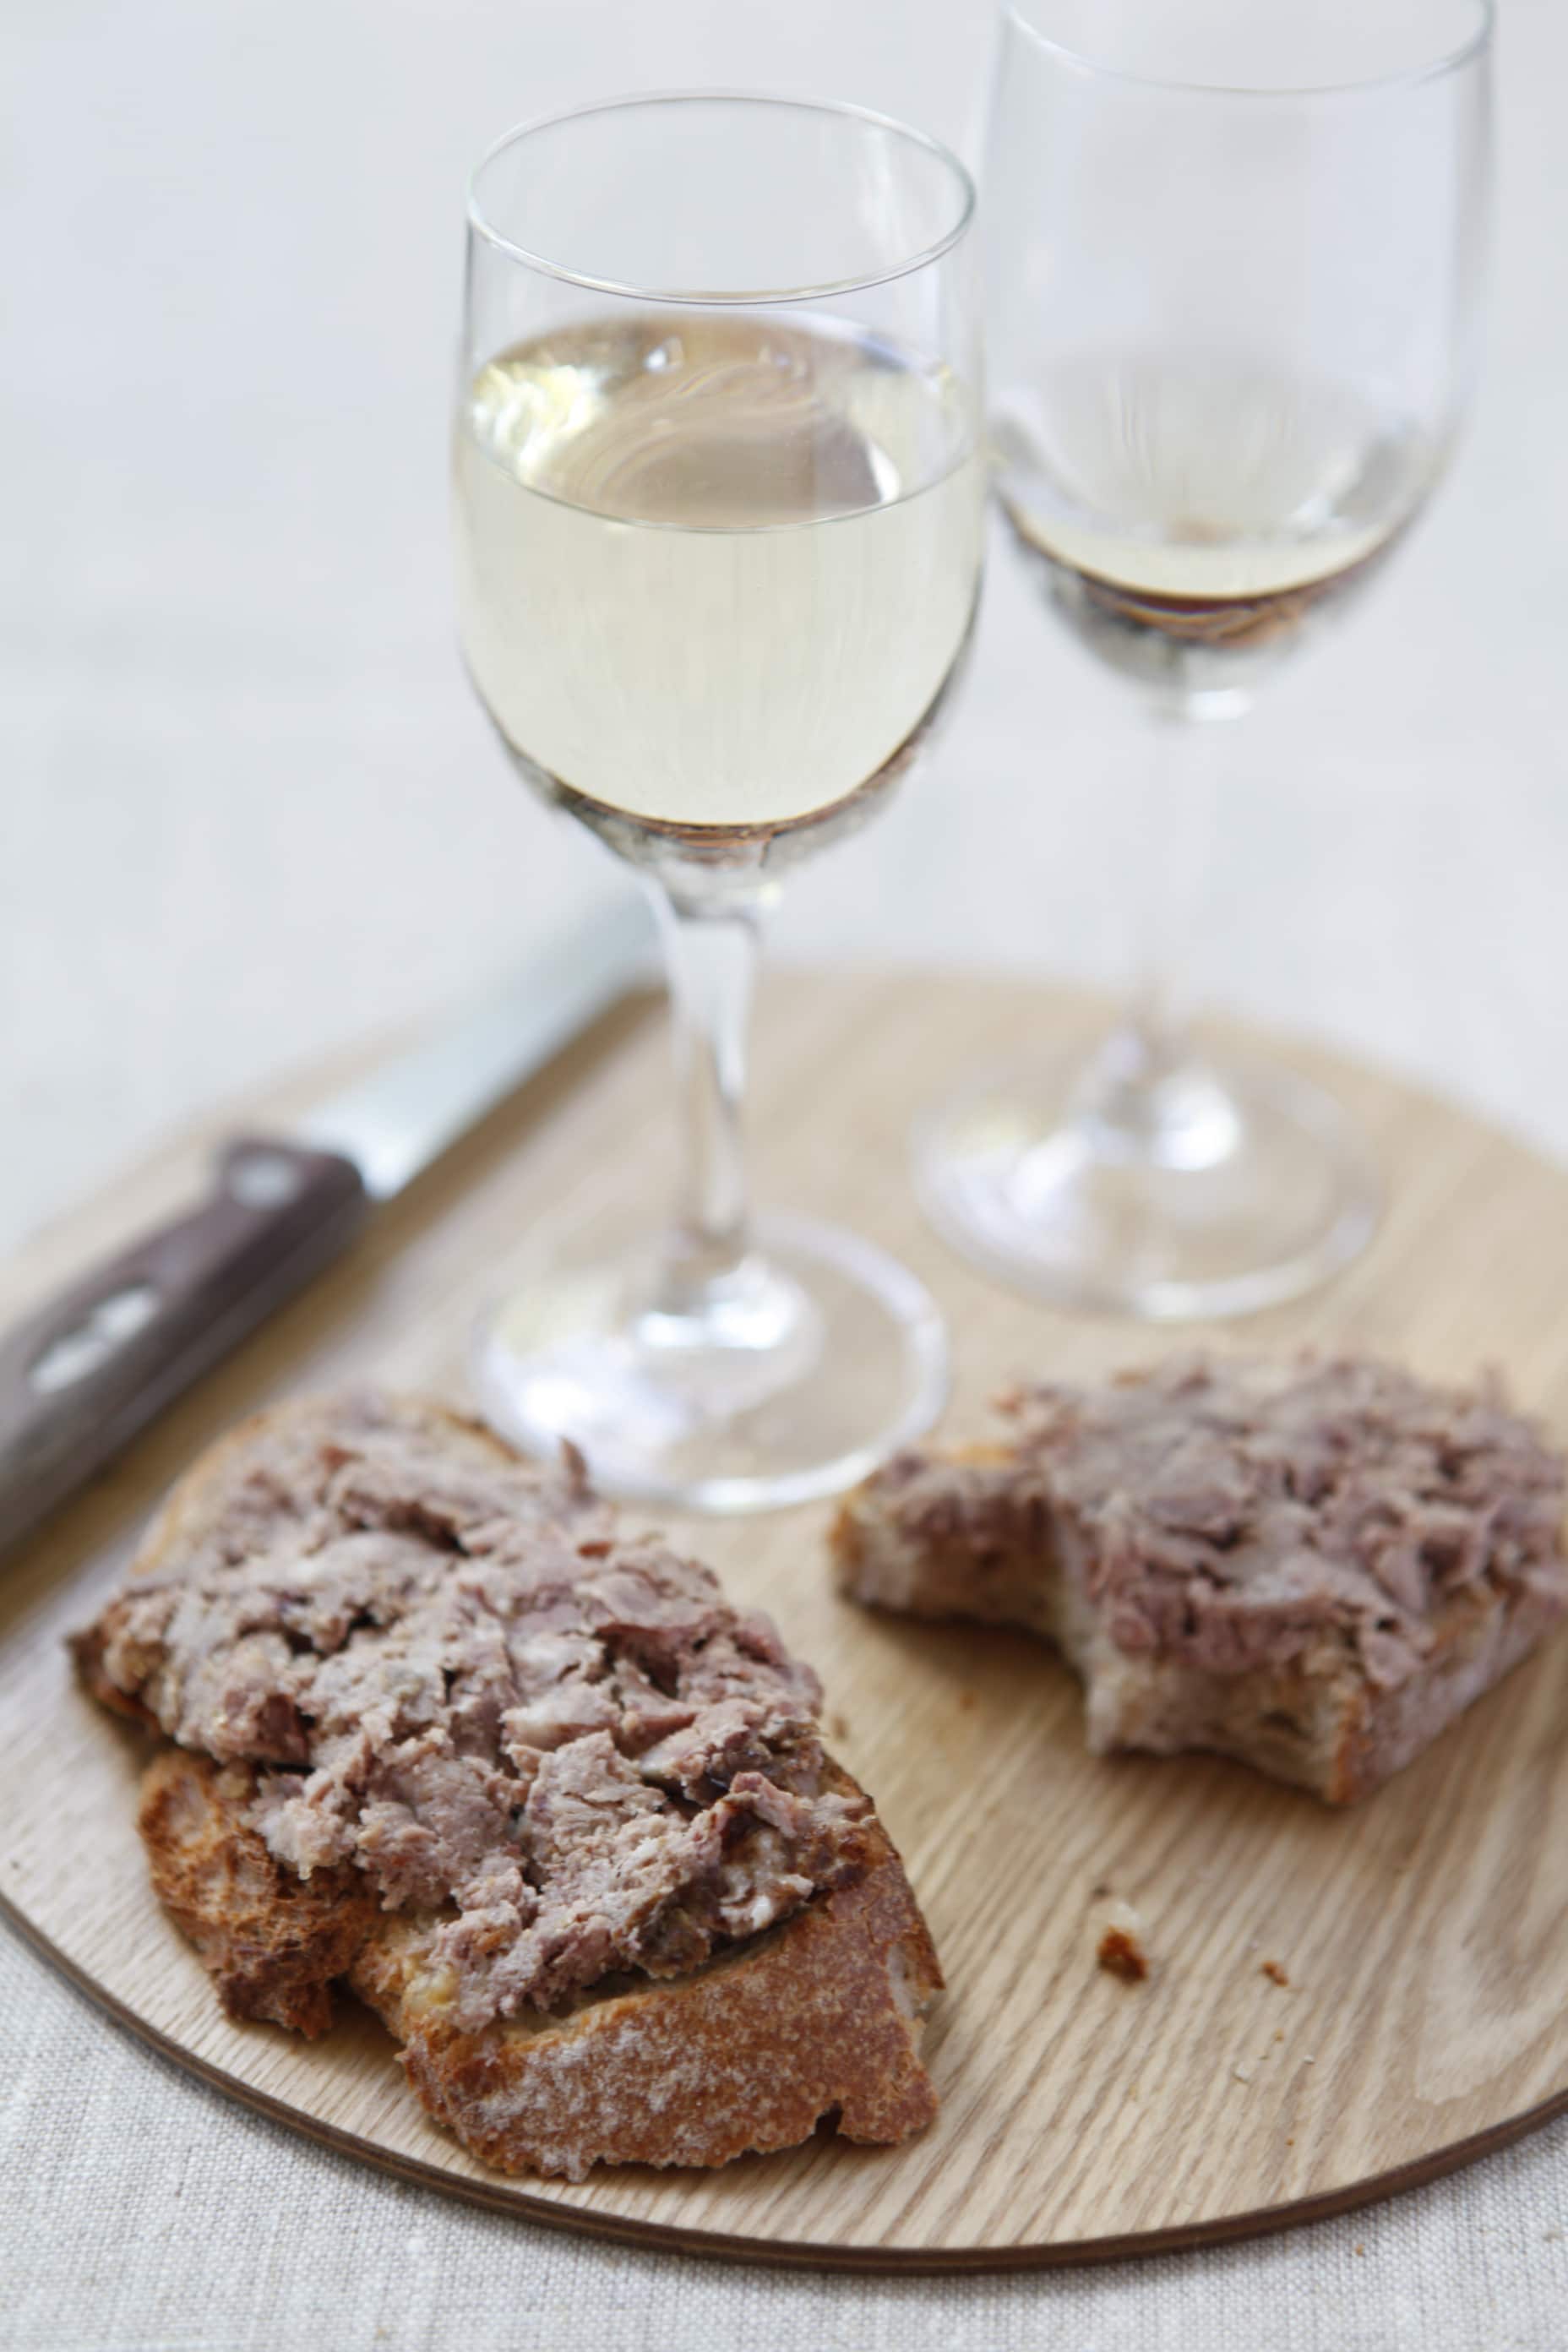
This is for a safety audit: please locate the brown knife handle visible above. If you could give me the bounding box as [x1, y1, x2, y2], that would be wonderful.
[0, 1138, 368, 1556]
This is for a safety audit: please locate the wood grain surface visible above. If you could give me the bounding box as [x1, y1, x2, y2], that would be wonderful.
[3, 972, 1568, 2271]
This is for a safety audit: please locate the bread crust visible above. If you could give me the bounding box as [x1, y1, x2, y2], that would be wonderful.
[138, 1750, 379, 2038]
[82, 1394, 943, 2175]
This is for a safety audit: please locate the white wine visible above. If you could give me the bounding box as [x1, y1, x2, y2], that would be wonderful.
[455, 315, 983, 847]
[994, 350, 1438, 699]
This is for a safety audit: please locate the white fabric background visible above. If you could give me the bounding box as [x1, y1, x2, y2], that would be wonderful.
[4, 1, 1568, 2345]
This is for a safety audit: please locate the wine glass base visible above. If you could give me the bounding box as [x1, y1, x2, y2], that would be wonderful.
[472, 1212, 948, 1514]
[914, 1045, 1381, 1321]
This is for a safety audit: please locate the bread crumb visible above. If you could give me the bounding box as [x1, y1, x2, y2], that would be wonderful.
[956, 1688, 977, 1711]
[1273, 2028, 1285, 2044]
[1261, 1959, 1290, 1987]
[1093, 1896, 1149, 1982]
[825, 1711, 850, 1741]
[1233, 2061, 1255, 2084]
[1302, 2054, 1316, 2064]
[1286, 2136, 1295, 2148]
[1354, 2242, 1366, 2257]
[1097, 1927, 1148, 1984]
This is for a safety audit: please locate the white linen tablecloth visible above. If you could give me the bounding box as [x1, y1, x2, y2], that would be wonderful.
[5, 2, 1568, 2344]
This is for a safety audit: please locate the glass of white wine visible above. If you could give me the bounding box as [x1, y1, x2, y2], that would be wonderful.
[455, 95, 983, 1511]
[917, 0, 1492, 1319]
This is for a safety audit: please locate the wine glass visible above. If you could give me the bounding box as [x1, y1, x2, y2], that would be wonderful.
[455, 95, 983, 1510]
[917, 0, 1492, 1319]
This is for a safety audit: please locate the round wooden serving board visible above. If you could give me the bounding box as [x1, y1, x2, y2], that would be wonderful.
[3, 972, 1568, 2271]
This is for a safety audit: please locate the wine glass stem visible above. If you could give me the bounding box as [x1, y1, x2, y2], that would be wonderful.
[1120, 701, 1221, 1080]
[1071, 700, 1231, 1168]
[648, 883, 761, 1305]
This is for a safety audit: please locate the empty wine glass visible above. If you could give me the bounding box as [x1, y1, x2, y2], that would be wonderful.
[917, 0, 1492, 1317]
[455, 96, 983, 1508]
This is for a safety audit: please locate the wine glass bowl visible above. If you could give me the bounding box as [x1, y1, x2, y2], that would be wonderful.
[455, 95, 983, 1507]
[992, 346, 1443, 716]
[917, 0, 1492, 1318]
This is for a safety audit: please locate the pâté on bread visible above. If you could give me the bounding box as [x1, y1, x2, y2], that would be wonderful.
[833, 1353, 1568, 1803]
[74, 1392, 940, 2180]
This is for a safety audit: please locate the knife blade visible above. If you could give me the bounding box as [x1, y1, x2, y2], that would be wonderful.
[0, 896, 655, 1555]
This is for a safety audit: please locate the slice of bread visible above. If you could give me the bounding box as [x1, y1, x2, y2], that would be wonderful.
[76, 1394, 941, 2178]
[832, 1355, 1568, 1805]
[138, 1745, 939, 2178]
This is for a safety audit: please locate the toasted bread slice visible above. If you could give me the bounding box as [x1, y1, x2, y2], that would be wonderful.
[138, 1745, 939, 2178]
[79, 1391, 942, 2177]
[833, 1357, 1568, 1805]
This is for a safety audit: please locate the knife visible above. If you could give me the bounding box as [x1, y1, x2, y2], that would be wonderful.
[0, 897, 655, 1556]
